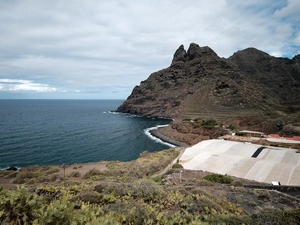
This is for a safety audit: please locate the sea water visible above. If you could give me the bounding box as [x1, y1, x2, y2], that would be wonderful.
[0, 99, 172, 169]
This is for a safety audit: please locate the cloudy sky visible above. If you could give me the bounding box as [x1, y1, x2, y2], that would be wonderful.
[0, 0, 299, 99]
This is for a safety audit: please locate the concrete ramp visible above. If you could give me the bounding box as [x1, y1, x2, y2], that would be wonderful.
[180, 139, 300, 185]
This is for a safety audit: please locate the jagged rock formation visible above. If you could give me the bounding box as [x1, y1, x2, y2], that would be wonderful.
[117, 43, 300, 134]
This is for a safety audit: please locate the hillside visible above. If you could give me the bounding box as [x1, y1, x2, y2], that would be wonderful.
[117, 43, 300, 134]
[1, 148, 300, 224]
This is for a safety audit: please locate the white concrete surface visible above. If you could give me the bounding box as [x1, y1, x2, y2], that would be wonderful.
[180, 139, 300, 185]
[266, 138, 300, 144]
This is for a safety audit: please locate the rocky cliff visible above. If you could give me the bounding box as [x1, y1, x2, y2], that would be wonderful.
[117, 43, 300, 134]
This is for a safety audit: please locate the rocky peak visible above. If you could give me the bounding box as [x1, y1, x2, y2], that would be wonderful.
[292, 54, 300, 67]
[117, 43, 300, 133]
[171, 44, 187, 65]
[229, 47, 271, 62]
[171, 43, 219, 66]
[186, 43, 218, 61]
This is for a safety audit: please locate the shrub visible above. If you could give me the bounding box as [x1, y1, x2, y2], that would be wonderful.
[44, 168, 60, 175]
[0, 187, 44, 224]
[257, 191, 271, 201]
[202, 119, 217, 126]
[3, 171, 18, 179]
[172, 163, 183, 169]
[83, 168, 102, 179]
[71, 191, 102, 204]
[69, 171, 81, 178]
[130, 179, 165, 201]
[152, 175, 163, 183]
[13, 171, 39, 184]
[229, 124, 236, 130]
[196, 179, 214, 186]
[235, 132, 247, 136]
[203, 174, 233, 184]
[50, 173, 63, 182]
[232, 180, 243, 187]
[37, 176, 50, 183]
[95, 179, 165, 202]
[165, 168, 176, 175]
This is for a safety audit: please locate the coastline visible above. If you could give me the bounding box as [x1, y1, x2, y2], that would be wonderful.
[149, 128, 189, 147]
[0, 124, 183, 172]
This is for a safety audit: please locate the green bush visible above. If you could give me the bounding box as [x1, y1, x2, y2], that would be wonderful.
[201, 119, 217, 126]
[0, 187, 44, 224]
[95, 179, 165, 202]
[83, 168, 102, 179]
[71, 191, 102, 204]
[232, 180, 243, 187]
[1, 182, 300, 224]
[172, 163, 183, 169]
[44, 167, 60, 175]
[235, 132, 247, 136]
[229, 124, 236, 130]
[50, 173, 63, 182]
[152, 175, 163, 183]
[196, 179, 214, 186]
[130, 179, 165, 201]
[13, 171, 39, 184]
[69, 171, 81, 178]
[203, 174, 233, 184]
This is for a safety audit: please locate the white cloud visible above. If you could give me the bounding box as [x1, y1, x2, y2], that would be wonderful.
[269, 52, 283, 57]
[0, 0, 299, 99]
[294, 32, 300, 46]
[274, 0, 300, 18]
[0, 79, 56, 93]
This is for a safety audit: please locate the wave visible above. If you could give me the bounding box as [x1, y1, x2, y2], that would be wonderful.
[0, 166, 21, 171]
[104, 111, 122, 114]
[105, 111, 142, 117]
[144, 125, 176, 148]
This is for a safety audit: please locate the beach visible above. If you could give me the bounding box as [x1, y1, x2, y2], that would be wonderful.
[150, 128, 189, 147]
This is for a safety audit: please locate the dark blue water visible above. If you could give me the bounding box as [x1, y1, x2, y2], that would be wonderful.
[0, 100, 172, 169]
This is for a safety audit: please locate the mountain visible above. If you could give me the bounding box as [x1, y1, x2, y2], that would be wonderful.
[117, 43, 300, 134]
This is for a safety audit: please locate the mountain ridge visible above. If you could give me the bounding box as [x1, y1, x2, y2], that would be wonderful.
[117, 43, 300, 134]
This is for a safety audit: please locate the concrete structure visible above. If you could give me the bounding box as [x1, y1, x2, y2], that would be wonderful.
[180, 139, 300, 185]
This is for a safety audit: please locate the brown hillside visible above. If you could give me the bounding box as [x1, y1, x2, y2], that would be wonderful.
[117, 43, 300, 134]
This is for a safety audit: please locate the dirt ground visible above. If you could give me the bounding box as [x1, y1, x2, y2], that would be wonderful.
[0, 161, 109, 190]
[58, 161, 108, 176]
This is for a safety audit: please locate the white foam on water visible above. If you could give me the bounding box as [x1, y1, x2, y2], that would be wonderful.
[144, 125, 176, 148]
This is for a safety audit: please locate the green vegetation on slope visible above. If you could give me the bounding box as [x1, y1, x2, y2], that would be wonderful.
[1, 148, 300, 224]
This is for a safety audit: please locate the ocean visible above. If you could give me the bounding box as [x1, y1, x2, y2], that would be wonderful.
[0, 99, 173, 169]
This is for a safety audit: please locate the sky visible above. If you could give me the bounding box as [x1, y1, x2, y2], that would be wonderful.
[0, 0, 299, 99]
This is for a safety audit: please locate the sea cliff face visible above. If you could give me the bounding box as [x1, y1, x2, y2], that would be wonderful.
[117, 43, 300, 134]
